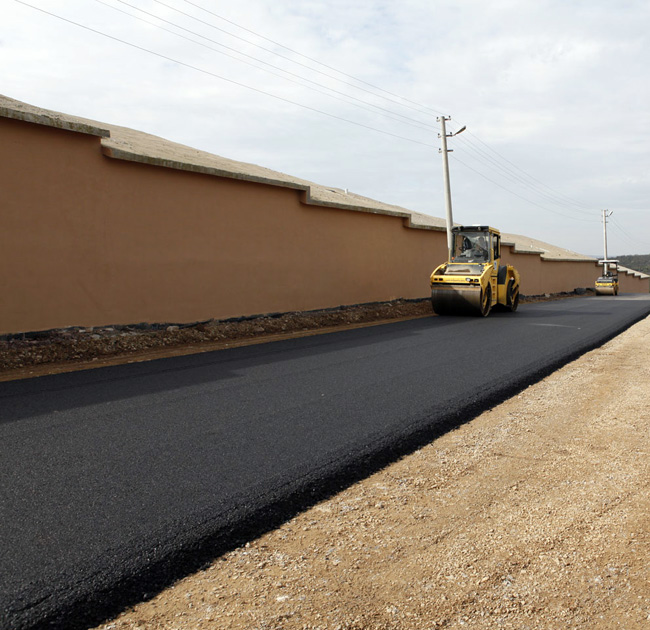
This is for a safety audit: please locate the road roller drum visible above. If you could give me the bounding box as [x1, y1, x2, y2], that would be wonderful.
[430, 226, 520, 317]
[595, 260, 619, 296]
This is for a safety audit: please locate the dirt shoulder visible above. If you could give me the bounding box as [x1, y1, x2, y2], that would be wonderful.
[0, 293, 585, 381]
[91, 307, 649, 630]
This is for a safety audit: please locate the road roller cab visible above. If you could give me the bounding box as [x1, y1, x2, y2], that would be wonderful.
[430, 226, 520, 316]
[595, 260, 619, 295]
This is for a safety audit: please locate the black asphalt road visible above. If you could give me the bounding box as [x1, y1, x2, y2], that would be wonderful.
[2, 295, 650, 630]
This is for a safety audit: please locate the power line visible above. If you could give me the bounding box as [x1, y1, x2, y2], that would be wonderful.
[453, 133, 593, 213]
[149, 0, 444, 121]
[96, 0, 439, 133]
[16, 0, 438, 148]
[180, 0, 449, 119]
[610, 217, 650, 250]
[458, 128, 595, 212]
[174, 0, 599, 216]
[17, 1, 601, 226]
[450, 154, 599, 223]
[450, 133, 599, 220]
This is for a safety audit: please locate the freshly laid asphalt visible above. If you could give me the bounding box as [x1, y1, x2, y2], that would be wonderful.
[2, 295, 650, 630]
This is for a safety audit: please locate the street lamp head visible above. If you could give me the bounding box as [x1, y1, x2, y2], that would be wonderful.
[454, 125, 467, 136]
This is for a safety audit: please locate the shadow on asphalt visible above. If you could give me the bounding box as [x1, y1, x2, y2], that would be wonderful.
[0, 316, 465, 425]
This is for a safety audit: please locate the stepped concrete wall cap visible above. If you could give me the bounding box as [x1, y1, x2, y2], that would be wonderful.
[100, 126, 447, 223]
[0, 94, 109, 138]
[3, 93, 639, 273]
[0, 93, 447, 227]
[501, 232, 595, 262]
[619, 265, 650, 279]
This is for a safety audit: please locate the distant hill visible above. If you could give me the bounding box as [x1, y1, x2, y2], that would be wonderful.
[614, 254, 650, 275]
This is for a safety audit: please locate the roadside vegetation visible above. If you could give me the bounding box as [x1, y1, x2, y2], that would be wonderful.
[616, 254, 650, 276]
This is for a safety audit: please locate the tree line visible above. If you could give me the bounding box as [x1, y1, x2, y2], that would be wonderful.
[615, 254, 650, 276]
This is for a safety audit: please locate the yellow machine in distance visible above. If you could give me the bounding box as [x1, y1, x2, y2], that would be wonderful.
[595, 259, 619, 295]
[430, 226, 521, 316]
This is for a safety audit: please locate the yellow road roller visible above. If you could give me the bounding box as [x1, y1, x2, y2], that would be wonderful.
[430, 225, 520, 316]
[595, 259, 619, 295]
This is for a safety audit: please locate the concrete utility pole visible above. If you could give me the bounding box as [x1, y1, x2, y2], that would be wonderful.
[438, 116, 466, 252]
[602, 209, 613, 274]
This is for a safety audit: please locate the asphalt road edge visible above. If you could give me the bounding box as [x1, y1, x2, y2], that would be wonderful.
[9, 306, 650, 630]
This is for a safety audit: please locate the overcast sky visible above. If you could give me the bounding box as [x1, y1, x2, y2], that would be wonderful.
[3, 0, 650, 256]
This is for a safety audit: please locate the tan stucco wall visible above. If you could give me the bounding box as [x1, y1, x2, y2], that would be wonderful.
[502, 246, 649, 296]
[1, 116, 446, 334]
[1, 115, 648, 335]
[618, 270, 648, 294]
[501, 246, 594, 295]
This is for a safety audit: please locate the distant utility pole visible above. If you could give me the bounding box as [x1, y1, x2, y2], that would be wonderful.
[437, 116, 466, 252]
[602, 209, 613, 274]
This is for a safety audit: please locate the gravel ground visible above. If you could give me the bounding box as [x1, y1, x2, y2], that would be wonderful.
[81, 307, 649, 630]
